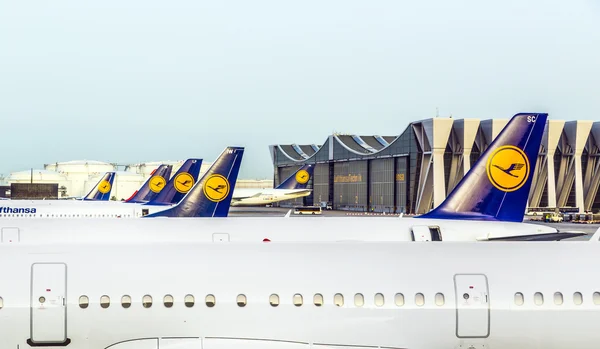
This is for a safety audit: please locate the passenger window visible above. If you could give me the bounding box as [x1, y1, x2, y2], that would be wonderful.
[554, 292, 563, 305]
[205, 294, 216, 307]
[394, 293, 405, 306]
[415, 293, 425, 307]
[293, 294, 303, 307]
[142, 295, 153, 308]
[237, 294, 247, 307]
[313, 293, 323, 307]
[374, 293, 385, 307]
[121, 295, 132, 308]
[594, 292, 600, 305]
[184, 294, 195, 307]
[100, 295, 110, 309]
[534, 292, 544, 306]
[269, 294, 279, 307]
[514, 292, 524, 306]
[574, 292, 583, 305]
[435, 293, 445, 306]
[334, 293, 344, 307]
[354, 293, 364, 307]
[164, 294, 174, 308]
[79, 295, 89, 309]
[0, 296, 3, 309]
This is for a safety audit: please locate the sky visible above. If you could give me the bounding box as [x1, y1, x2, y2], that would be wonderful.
[0, 0, 599, 180]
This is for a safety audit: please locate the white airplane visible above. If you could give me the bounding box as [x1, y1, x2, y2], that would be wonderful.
[2, 237, 600, 349]
[231, 164, 313, 206]
[0, 148, 243, 218]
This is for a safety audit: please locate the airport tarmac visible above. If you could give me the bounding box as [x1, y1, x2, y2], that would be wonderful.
[229, 206, 600, 241]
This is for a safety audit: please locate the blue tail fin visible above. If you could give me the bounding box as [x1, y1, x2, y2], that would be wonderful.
[125, 164, 173, 203]
[146, 159, 203, 205]
[276, 164, 314, 189]
[145, 147, 244, 217]
[417, 113, 547, 222]
[83, 172, 116, 201]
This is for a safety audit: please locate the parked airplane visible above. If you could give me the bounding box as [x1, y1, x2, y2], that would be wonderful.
[0, 148, 243, 218]
[3, 239, 600, 349]
[124, 164, 173, 203]
[0, 113, 586, 241]
[56, 172, 117, 201]
[231, 164, 314, 206]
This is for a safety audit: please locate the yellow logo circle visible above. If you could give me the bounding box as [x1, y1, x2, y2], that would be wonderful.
[98, 180, 111, 194]
[174, 173, 194, 194]
[486, 145, 530, 192]
[203, 174, 230, 202]
[295, 169, 310, 184]
[149, 175, 166, 193]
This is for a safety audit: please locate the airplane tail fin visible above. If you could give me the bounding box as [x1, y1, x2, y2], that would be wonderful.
[83, 172, 116, 201]
[276, 164, 314, 189]
[417, 113, 547, 222]
[145, 147, 244, 217]
[125, 164, 173, 203]
[147, 159, 203, 205]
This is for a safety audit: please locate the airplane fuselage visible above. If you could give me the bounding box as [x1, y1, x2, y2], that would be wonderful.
[1, 241, 599, 349]
[231, 188, 311, 206]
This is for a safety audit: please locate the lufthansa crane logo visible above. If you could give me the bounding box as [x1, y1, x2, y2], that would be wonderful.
[486, 145, 530, 192]
[149, 175, 166, 193]
[203, 174, 230, 202]
[295, 169, 310, 184]
[174, 172, 194, 193]
[98, 180, 111, 194]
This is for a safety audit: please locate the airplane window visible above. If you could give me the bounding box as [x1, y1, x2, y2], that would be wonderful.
[354, 293, 364, 307]
[514, 292, 524, 306]
[121, 295, 132, 308]
[0, 297, 3, 309]
[415, 293, 425, 307]
[574, 292, 583, 305]
[237, 294, 247, 307]
[394, 293, 405, 306]
[435, 293, 445, 306]
[184, 294, 195, 307]
[205, 294, 216, 307]
[554, 292, 563, 305]
[142, 295, 153, 308]
[594, 292, 600, 305]
[79, 296, 89, 309]
[534, 292, 544, 306]
[334, 293, 344, 307]
[269, 294, 279, 307]
[313, 293, 323, 307]
[164, 295, 174, 308]
[293, 294, 303, 307]
[100, 295, 110, 309]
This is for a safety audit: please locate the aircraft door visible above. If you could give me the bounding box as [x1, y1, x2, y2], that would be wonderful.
[411, 225, 442, 241]
[454, 274, 490, 338]
[29, 263, 69, 345]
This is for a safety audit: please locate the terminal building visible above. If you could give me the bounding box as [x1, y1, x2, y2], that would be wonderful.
[270, 118, 600, 214]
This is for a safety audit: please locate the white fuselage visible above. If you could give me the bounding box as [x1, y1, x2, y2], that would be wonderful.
[231, 188, 311, 206]
[1, 241, 600, 349]
[0, 200, 173, 218]
[0, 216, 560, 243]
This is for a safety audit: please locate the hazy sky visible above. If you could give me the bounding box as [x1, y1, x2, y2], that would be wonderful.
[1, 0, 598, 179]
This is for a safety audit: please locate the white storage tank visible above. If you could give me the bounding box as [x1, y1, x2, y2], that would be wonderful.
[84, 171, 145, 201]
[49, 160, 116, 198]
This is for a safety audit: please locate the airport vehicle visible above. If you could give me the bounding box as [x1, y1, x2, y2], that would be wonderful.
[123, 164, 173, 203]
[231, 164, 314, 206]
[0, 148, 242, 218]
[293, 206, 322, 215]
[2, 237, 600, 349]
[544, 212, 564, 223]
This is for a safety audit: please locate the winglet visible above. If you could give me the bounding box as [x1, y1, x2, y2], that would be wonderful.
[276, 164, 314, 190]
[417, 113, 547, 222]
[284, 209, 292, 217]
[145, 147, 244, 217]
[590, 227, 600, 242]
[83, 172, 116, 201]
[125, 164, 173, 203]
[147, 159, 203, 205]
